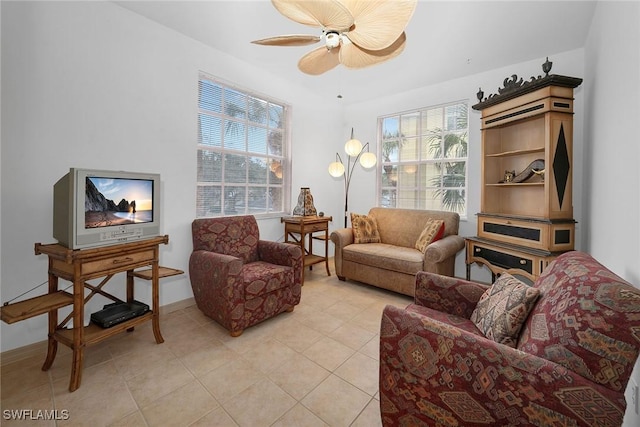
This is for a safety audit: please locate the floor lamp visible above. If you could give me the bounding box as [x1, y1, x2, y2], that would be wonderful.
[328, 129, 377, 227]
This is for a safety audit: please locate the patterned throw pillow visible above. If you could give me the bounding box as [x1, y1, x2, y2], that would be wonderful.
[414, 219, 445, 253]
[350, 213, 381, 244]
[470, 273, 540, 347]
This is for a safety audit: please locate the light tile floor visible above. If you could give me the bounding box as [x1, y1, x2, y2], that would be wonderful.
[1, 266, 412, 427]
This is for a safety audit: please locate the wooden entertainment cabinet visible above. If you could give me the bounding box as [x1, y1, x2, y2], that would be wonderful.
[466, 61, 582, 282]
[0, 236, 182, 392]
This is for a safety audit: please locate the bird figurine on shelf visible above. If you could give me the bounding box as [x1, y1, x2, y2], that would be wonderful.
[499, 159, 545, 183]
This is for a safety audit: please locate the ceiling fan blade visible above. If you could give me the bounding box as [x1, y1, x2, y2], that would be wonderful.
[251, 35, 321, 47]
[298, 46, 341, 75]
[271, 0, 354, 30]
[343, 0, 417, 50]
[339, 32, 406, 69]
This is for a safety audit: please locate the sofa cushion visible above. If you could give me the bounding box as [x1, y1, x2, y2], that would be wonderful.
[368, 207, 460, 248]
[407, 303, 485, 336]
[242, 261, 294, 296]
[350, 213, 381, 244]
[343, 243, 423, 275]
[414, 219, 445, 253]
[192, 215, 260, 264]
[470, 273, 540, 347]
[517, 251, 640, 393]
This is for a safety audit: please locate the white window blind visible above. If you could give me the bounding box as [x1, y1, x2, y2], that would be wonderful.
[378, 101, 468, 217]
[197, 73, 290, 218]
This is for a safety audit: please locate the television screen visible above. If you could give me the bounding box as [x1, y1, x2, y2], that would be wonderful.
[53, 168, 161, 249]
[85, 177, 155, 228]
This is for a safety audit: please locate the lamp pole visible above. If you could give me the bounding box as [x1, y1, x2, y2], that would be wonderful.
[328, 129, 377, 228]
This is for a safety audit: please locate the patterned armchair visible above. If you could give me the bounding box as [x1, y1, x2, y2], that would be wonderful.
[189, 216, 303, 337]
[380, 251, 640, 426]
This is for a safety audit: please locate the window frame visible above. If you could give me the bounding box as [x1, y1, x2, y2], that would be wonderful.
[196, 72, 291, 219]
[376, 100, 469, 218]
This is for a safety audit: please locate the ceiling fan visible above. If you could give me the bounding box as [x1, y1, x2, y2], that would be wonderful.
[251, 0, 418, 75]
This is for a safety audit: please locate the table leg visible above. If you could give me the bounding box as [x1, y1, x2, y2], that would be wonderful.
[69, 347, 83, 392]
[42, 269, 58, 371]
[69, 276, 84, 392]
[126, 271, 135, 333]
[151, 259, 164, 344]
[324, 231, 331, 277]
[307, 232, 313, 271]
[42, 338, 58, 371]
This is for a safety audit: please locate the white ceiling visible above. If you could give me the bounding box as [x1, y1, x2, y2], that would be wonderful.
[114, 0, 596, 104]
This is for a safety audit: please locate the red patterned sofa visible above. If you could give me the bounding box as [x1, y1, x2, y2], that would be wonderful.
[380, 251, 640, 426]
[189, 215, 303, 336]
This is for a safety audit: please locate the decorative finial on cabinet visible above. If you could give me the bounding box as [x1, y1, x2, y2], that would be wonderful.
[542, 57, 553, 76]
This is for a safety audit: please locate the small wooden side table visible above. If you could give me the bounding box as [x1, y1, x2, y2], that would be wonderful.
[0, 236, 182, 392]
[281, 216, 332, 283]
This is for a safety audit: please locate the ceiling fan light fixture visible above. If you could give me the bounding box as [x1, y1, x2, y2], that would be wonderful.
[325, 31, 341, 49]
[256, 0, 418, 75]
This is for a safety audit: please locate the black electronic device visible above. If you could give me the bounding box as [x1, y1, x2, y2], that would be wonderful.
[90, 300, 149, 328]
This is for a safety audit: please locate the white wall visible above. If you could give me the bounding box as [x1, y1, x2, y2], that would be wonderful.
[0, 1, 3, 309]
[343, 50, 586, 282]
[0, 1, 342, 352]
[583, 2, 640, 426]
[583, 1, 640, 283]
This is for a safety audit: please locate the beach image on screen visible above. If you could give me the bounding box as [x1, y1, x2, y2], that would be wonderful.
[85, 177, 153, 228]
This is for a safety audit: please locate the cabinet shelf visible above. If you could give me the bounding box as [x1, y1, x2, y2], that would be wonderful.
[130, 266, 184, 281]
[486, 182, 544, 187]
[485, 147, 545, 157]
[1, 291, 74, 324]
[303, 254, 326, 268]
[55, 311, 154, 347]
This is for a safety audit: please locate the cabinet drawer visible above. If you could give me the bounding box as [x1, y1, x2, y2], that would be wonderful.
[287, 222, 326, 233]
[478, 215, 574, 252]
[305, 222, 327, 232]
[82, 249, 155, 276]
[472, 244, 534, 275]
[466, 238, 560, 282]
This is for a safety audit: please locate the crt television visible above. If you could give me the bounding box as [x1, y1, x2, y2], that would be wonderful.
[53, 168, 161, 249]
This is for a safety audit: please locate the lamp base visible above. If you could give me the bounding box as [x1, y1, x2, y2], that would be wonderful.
[292, 187, 317, 216]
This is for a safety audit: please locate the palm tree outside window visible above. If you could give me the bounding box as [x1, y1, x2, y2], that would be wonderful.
[377, 101, 468, 216]
[197, 73, 290, 218]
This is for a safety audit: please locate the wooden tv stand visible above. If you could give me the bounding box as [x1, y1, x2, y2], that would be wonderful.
[1, 235, 182, 392]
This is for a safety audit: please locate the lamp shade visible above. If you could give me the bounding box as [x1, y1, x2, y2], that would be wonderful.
[344, 138, 363, 156]
[328, 161, 345, 177]
[359, 152, 377, 168]
[274, 164, 283, 178]
[404, 164, 417, 174]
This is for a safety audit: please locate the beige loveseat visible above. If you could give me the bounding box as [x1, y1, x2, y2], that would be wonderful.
[330, 208, 464, 296]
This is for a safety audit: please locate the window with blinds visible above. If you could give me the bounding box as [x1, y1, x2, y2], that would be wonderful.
[197, 73, 290, 218]
[378, 102, 468, 217]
